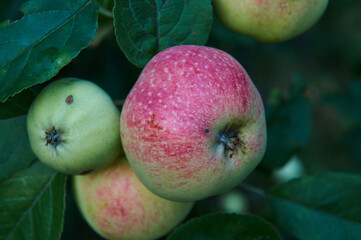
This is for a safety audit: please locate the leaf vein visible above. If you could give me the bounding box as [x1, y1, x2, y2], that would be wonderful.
[4, 172, 58, 240]
[269, 195, 361, 226]
[0, 0, 93, 71]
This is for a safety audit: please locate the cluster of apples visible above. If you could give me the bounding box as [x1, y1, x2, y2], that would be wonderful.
[27, 45, 266, 239]
[25, 0, 331, 238]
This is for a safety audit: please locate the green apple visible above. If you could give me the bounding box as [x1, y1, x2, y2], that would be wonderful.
[73, 156, 194, 240]
[213, 0, 329, 42]
[27, 78, 122, 174]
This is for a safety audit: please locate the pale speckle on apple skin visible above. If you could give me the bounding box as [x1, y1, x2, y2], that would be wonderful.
[120, 45, 266, 202]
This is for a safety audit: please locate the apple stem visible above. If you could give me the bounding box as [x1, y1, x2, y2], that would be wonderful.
[114, 100, 125, 108]
[239, 183, 265, 197]
[45, 126, 61, 147]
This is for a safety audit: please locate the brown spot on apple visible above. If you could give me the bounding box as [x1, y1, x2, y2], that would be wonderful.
[148, 114, 163, 130]
[66, 95, 73, 104]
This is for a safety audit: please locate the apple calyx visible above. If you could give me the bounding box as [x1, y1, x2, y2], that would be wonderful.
[219, 130, 240, 150]
[218, 129, 242, 159]
[45, 126, 61, 147]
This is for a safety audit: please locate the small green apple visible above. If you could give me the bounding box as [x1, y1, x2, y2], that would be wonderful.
[213, 0, 329, 42]
[27, 78, 122, 174]
[73, 156, 194, 240]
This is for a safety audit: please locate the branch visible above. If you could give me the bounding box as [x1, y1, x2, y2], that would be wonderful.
[239, 183, 266, 197]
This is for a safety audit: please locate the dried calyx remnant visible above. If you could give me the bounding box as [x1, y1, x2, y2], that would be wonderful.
[219, 129, 242, 158]
[45, 126, 61, 147]
[44, 95, 72, 147]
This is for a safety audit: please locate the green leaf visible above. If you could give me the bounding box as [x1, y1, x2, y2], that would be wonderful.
[261, 77, 311, 169]
[323, 80, 361, 163]
[343, 126, 361, 162]
[0, 116, 36, 181]
[168, 213, 282, 240]
[0, 89, 35, 120]
[324, 80, 361, 123]
[209, 17, 255, 47]
[0, 0, 24, 23]
[0, 0, 98, 102]
[113, 0, 212, 68]
[267, 173, 361, 240]
[0, 161, 66, 240]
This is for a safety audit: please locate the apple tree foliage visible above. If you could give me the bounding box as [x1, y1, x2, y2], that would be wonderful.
[1, 0, 361, 239]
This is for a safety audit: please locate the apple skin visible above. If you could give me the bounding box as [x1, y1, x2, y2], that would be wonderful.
[213, 0, 329, 43]
[73, 156, 194, 240]
[27, 78, 122, 174]
[120, 45, 266, 202]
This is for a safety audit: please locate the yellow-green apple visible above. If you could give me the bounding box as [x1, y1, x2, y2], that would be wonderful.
[213, 0, 329, 42]
[27, 78, 122, 174]
[73, 156, 194, 240]
[120, 45, 267, 202]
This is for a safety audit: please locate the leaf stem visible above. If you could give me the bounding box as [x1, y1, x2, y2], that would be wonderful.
[239, 183, 266, 197]
[99, 6, 113, 18]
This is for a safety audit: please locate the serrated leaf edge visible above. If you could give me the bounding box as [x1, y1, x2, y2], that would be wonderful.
[0, 0, 98, 102]
[267, 172, 361, 226]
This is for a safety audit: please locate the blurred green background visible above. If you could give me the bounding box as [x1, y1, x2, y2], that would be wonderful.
[1, 0, 360, 239]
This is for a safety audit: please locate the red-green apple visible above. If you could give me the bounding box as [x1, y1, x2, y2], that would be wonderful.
[120, 45, 267, 202]
[27, 78, 122, 174]
[73, 156, 194, 240]
[213, 0, 329, 42]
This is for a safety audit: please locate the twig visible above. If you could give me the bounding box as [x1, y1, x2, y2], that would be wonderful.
[99, 6, 113, 18]
[239, 183, 266, 197]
